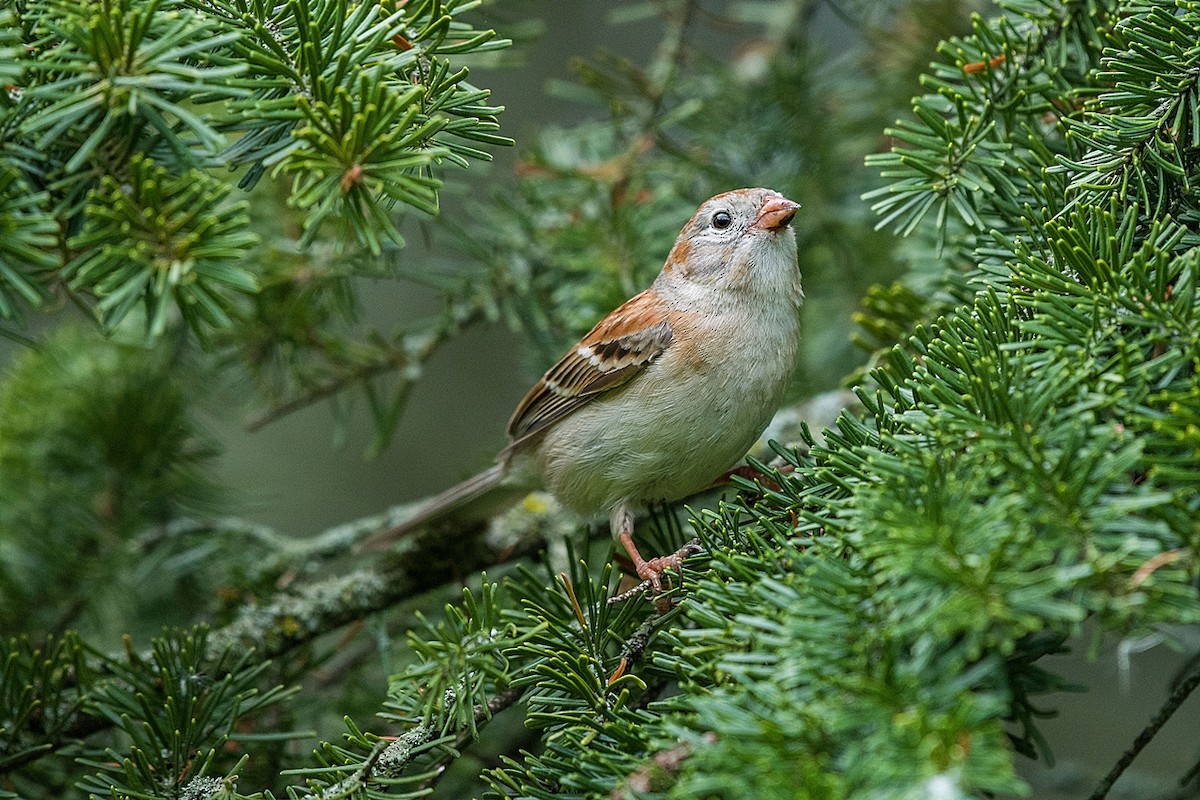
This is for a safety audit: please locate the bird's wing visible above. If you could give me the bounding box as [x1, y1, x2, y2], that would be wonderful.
[506, 288, 675, 442]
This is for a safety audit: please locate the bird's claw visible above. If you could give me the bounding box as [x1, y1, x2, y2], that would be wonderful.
[636, 552, 681, 592]
[610, 539, 703, 604]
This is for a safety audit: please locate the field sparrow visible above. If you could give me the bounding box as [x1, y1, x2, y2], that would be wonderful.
[371, 188, 803, 591]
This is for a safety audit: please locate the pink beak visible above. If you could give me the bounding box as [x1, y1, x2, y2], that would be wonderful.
[753, 196, 800, 231]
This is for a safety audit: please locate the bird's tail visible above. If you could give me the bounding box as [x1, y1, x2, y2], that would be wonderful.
[358, 464, 522, 550]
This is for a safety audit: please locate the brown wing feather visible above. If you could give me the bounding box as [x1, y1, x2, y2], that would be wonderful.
[506, 289, 675, 441]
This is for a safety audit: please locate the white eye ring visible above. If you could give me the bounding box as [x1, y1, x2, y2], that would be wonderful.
[711, 210, 732, 229]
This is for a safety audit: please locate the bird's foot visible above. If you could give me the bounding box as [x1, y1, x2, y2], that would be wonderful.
[611, 533, 703, 604]
[635, 543, 703, 592]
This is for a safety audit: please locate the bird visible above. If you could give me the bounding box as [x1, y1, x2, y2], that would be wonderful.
[369, 188, 803, 592]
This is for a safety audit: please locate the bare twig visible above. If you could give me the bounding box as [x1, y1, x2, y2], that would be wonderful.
[245, 305, 483, 432]
[245, 352, 410, 432]
[1086, 658, 1200, 800]
[618, 610, 667, 668]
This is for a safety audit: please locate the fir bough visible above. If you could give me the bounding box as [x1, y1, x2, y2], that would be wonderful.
[2, 0, 510, 337]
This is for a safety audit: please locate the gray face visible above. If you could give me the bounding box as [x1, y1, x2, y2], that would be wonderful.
[665, 189, 796, 286]
[686, 188, 780, 242]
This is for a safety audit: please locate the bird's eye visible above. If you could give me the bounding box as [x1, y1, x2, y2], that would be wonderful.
[711, 210, 732, 229]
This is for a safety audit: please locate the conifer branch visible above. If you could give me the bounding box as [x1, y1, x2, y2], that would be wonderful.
[1, 504, 545, 776]
[415, 687, 524, 794]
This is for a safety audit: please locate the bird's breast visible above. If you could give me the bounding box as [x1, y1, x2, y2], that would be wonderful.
[535, 288, 801, 515]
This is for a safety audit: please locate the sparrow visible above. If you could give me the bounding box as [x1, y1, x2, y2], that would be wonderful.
[370, 188, 803, 592]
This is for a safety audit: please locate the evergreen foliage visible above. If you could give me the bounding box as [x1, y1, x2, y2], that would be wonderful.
[1, 1, 1199, 799]
[2, 0, 509, 416]
[0, 327, 219, 637]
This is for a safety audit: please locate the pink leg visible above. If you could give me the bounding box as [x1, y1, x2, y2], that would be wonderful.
[611, 504, 702, 594]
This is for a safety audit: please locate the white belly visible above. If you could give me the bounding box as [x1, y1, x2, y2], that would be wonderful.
[534, 313, 799, 514]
